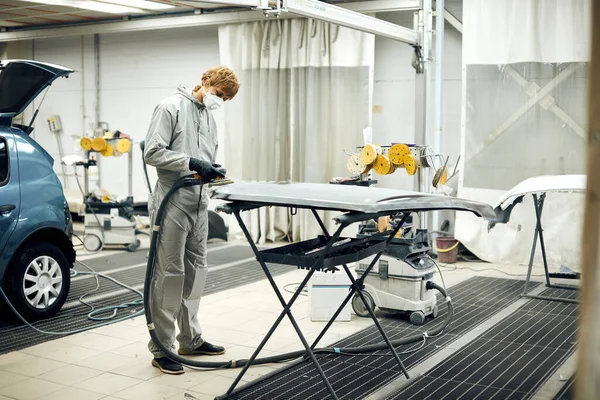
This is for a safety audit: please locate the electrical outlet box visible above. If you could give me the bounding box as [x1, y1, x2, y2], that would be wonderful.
[47, 115, 62, 133]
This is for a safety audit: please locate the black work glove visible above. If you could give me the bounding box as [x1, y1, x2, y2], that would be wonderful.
[211, 163, 227, 176]
[189, 158, 226, 181]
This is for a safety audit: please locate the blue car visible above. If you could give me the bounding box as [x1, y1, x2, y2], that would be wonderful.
[0, 60, 76, 320]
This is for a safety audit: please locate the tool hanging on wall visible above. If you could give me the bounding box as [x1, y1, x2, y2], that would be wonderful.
[100, 144, 114, 157]
[81, 132, 132, 158]
[345, 142, 461, 194]
[388, 143, 410, 165]
[432, 155, 461, 189]
[373, 154, 397, 175]
[403, 154, 417, 176]
[432, 156, 450, 188]
[347, 153, 372, 175]
[351, 142, 423, 178]
[360, 143, 382, 165]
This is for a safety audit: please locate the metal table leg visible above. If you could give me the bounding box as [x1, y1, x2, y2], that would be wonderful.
[307, 211, 411, 379]
[218, 210, 346, 400]
[522, 193, 579, 304]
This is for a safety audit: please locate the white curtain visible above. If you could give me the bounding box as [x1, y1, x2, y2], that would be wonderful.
[456, 0, 590, 272]
[219, 19, 374, 244]
[463, 0, 591, 65]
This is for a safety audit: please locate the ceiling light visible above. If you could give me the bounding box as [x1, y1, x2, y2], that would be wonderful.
[16, 0, 149, 14]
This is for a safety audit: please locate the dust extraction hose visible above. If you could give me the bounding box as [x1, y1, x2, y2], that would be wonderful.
[140, 140, 153, 194]
[144, 175, 455, 369]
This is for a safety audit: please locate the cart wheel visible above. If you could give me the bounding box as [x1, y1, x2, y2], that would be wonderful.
[432, 304, 439, 319]
[83, 234, 103, 252]
[352, 292, 375, 318]
[127, 239, 141, 252]
[410, 311, 426, 325]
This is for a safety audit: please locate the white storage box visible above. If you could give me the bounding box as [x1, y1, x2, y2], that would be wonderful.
[308, 271, 352, 322]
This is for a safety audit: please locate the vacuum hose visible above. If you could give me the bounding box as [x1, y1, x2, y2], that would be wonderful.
[144, 175, 455, 369]
[140, 140, 153, 194]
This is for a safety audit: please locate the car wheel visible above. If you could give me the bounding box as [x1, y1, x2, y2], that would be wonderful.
[6, 242, 71, 320]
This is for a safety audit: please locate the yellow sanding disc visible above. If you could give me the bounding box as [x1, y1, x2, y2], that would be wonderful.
[91, 137, 107, 152]
[440, 168, 449, 184]
[347, 154, 371, 175]
[388, 143, 410, 165]
[360, 144, 382, 165]
[373, 154, 393, 175]
[80, 137, 92, 151]
[388, 162, 397, 175]
[404, 154, 417, 176]
[116, 138, 131, 153]
[100, 144, 114, 157]
[432, 167, 443, 187]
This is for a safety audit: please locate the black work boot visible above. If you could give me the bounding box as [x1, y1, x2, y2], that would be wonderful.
[152, 357, 185, 375]
[178, 341, 226, 356]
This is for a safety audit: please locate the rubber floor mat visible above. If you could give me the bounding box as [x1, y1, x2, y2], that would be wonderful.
[75, 244, 251, 273]
[225, 276, 535, 400]
[390, 286, 578, 400]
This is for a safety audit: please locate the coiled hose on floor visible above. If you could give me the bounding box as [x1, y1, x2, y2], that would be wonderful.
[144, 175, 455, 369]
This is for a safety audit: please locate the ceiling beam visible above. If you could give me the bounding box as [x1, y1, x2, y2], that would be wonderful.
[284, 0, 418, 44]
[0, 0, 420, 43]
[343, 0, 420, 13]
[0, 9, 267, 41]
[443, 8, 462, 33]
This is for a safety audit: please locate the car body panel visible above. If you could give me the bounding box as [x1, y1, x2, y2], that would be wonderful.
[211, 182, 497, 220]
[0, 59, 73, 120]
[0, 132, 20, 259]
[490, 174, 586, 229]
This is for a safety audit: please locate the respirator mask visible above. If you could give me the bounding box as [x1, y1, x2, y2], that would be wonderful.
[203, 91, 223, 111]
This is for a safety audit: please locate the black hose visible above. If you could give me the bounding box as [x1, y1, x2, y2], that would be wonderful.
[144, 175, 455, 369]
[140, 140, 153, 194]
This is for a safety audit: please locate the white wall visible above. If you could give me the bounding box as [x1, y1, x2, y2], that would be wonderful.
[371, 7, 463, 193]
[12, 26, 222, 203]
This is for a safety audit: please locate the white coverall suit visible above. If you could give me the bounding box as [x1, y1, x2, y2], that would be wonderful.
[143, 85, 218, 358]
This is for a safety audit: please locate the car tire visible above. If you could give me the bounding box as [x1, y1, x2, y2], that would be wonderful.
[6, 242, 71, 321]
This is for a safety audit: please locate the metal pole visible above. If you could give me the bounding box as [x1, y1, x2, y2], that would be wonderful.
[418, 0, 434, 229]
[128, 147, 133, 197]
[94, 33, 102, 188]
[414, 10, 425, 196]
[431, 0, 444, 233]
